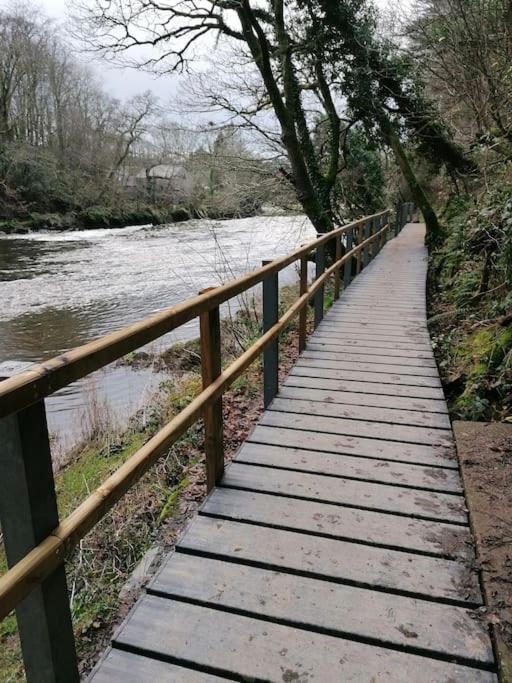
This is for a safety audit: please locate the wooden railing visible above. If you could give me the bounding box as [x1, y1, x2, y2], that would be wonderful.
[0, 202, 414, 681]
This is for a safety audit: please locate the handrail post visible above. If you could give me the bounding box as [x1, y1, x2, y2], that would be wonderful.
[356, 223, 363, 274]
[314, 240, 325, 328]
[262, 261, 279, 407]
[395, 204, 400, 237]
[343, 227, 353, 289]
[199, 290, 224, 491]
[363, 219, 371, 268]
[0, 390, 79, 683]
[333, 232, 342, 300]
[298, 255, 308, 352]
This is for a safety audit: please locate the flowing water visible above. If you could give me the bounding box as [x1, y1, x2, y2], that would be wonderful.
[0, 214, 314, 455]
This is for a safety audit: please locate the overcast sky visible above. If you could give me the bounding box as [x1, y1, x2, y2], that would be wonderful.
[2, 0, 408, 104]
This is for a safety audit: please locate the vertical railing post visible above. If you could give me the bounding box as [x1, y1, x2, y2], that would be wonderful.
[262, 260, 279, 407]
[333, 232, 342, 301]
[379, 213, 386, 250]
[314, 240, 325, 328]
[343, 227, 353, 289]
[356, 223, 363, 274]
[363, 219, 371, 268]
[298, 255, 308, 352]
[395, 204, 400, 237]
[199, 290, 224, 491]
[0, 393, 79, 683]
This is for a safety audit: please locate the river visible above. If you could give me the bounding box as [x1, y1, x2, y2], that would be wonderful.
[0, 214, 314, 457]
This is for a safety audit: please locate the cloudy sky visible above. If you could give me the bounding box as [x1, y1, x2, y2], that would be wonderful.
[2, 0, 409, 103]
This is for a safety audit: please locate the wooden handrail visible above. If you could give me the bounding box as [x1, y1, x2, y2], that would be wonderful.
[0, 210, 388, 419]
[0, 219, 389, 619]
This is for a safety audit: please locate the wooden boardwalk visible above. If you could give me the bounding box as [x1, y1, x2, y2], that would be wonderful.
[91, 224, 497, 682]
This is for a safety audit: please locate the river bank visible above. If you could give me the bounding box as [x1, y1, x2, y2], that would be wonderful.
[0, 282, 315, 679]
[0, 203, 270, 235]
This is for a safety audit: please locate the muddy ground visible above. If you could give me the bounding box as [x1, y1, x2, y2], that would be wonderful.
[455, 421, 512, 682]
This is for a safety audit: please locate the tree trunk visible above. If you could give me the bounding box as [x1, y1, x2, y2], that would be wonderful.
[380, 115, 442, 245]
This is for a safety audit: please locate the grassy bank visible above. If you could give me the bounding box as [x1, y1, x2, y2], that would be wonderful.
[427, 179, 512, 421]
[0, 282, 316, 681]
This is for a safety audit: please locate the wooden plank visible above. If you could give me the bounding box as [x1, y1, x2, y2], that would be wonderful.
[277, 386, 450, 427]
[151, 553, 493, 665]
[223, 462, 466, 522]
[285, 374, 446, 401]
[303, 347, 437, 367]
[199, 298, 224, 491]
[90, 649, 225, 682]
[235, 442, 461, 491]
[317, 323, 431, 339]
[292, 365, 442, 389]
[202, 488, 473, 559]
[113, 597, 495, 682]
[322, 314, 426, 325]
[298, 354, 440, 377]
[306, 341, 435, 360]
[176, 516, 481, 603]
[310, 335, 435, 351]
[268, 398, 453, 446]
[248, 425, 457, 467]
[282, 378, 448, 412]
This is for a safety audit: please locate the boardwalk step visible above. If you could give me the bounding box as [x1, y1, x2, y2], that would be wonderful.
[112, 598, 496, 682]
[268, 396, 452, 442]
[302, 347, 438, 367]
[299, 352, 440, 376]
[201, 487, 473, 559]
[256, 415, 455, 460]
[177, 516, 481, 604]
[223, 462, 466, 523]
[249, 424, 456, 468]
[294, 360, 442, 387]
[90, 650, 225, 682]
[234, 442, 462, 492]
[283, 378, 447, 412]
[150, 553, 493, 666]
[277, 386, 450, 426]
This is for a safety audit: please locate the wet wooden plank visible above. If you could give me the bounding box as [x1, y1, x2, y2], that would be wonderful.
[284, 374, 447, 403]
[202, 487, 473, 559]
[303, 347, 437, 367]
[306, 341, 435, 360]
[223, 462, 466, 522]
[114, 598, 495, 682]
[310, 335, 436, 351]
[234, 442, 461, 492]
[261, 408, 453, 448]
[151, 553, 493, 665]
[316, 324, 431, 341]
[249, 424, 456, 467]
[322, 314, 426, 326]
[277, 387, 450, 427]
[298, 353, 440, 377]
[177, 516, 481, 603]
[89, 649, 226, 682]
[292, 364, 442, 389]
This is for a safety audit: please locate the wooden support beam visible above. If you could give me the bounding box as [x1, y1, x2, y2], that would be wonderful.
[334, 232, 342, 300]
[314, 241, 326, 328]
[262, 261, 279, 408]
[299, 255, 308, 352]
[0, 392, 78, 683]
[343, 227, 353, 289]
[199, 290, 224, 492]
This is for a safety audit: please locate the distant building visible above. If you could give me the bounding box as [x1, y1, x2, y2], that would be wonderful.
[121, 163, 194, 199]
